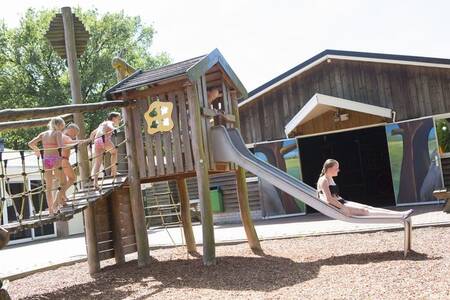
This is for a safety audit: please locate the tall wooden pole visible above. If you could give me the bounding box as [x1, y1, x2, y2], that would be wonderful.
[176, 178, 196, 254]
[61, 7, 100, 273]
[122, 106, 151, 267]
[230, 90, 261, 252]
[110, 189, 126, 265]
[186, 83, 216, 265]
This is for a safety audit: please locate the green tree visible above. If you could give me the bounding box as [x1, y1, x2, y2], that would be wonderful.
[0, 8, 171, 149]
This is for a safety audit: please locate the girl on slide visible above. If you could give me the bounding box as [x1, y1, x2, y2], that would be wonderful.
[28, 117, 67, 215]
[317, 159, 413, 218]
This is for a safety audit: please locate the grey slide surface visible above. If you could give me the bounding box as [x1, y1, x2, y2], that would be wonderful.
[211, 126, 408, 225]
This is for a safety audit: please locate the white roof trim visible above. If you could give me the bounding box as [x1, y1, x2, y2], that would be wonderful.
[284, 93, 392, 137]
[240, 54, 450, 108]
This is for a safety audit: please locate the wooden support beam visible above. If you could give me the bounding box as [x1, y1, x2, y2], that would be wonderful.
[186, 83, 216, 265]
[0, 114, 73, 132]
[176, 178, 197, 254]
[201, 107, 236, 124]
[0, 100, 131, 122]
[138, 169, 230, 184]
[110, 189, 126, 264]
[62, 6, 100, 274]
[0, 227, 10, 250]
[230, 90, 261, 252]
[83, 202, 100, 273]
[122, 106, 151, 267]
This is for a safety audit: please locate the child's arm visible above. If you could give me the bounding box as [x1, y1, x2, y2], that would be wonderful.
[56, 131, 64, 150]
[28, 133, 43, 156]
[89, 128, 98, 141]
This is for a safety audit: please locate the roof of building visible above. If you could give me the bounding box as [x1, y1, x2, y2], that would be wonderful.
[105, 49, 247, 98]
[240, 49, 450, 108]
[284, 93, 392, 137]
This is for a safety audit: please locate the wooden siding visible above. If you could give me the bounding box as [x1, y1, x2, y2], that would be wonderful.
[139, 89, 196, 178]
[94, 189, 137, 261]
[291, 110, 388, 137]
[240, 60, 450, 143]
[168, 172, 261, 212]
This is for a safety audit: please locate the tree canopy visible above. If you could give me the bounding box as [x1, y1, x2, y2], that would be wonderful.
[0, 8, 171, 149]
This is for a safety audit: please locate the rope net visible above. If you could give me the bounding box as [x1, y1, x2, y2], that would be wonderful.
[0, 124, 129, 231]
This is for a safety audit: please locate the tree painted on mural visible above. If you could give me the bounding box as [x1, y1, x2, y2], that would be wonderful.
[436, 119, 450, 154]
[0, 8, 171, 149]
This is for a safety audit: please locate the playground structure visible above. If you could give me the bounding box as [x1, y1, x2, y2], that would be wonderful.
[0, 7, 415, 278]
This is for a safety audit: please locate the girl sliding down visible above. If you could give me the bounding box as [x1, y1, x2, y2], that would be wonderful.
[317, 159, 413, 218]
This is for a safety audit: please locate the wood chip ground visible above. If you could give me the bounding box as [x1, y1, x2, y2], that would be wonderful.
[6, 226, 450, 299]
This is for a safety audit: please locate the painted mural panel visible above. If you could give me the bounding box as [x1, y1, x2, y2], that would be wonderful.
[254, 139, 306, 217]
[385, 118, 443, 205]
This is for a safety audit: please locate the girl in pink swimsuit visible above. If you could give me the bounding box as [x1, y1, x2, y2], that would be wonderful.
[29, 117, 67, 215]
[90, 112, 121, 188]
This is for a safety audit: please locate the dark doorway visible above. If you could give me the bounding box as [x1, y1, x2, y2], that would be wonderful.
[298, 125, 396, 213]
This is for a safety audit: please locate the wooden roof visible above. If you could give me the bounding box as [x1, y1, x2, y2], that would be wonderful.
[240, 49, 450, 108]
[45, 13, 90, 59]
[105, 55, 206, 95]
[105, 49, 247, 98]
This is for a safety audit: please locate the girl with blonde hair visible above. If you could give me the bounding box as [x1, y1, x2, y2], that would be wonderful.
[28, 117, 68, 215]
[317, 159, 413, 218]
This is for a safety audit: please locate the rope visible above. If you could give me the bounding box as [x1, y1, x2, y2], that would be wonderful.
[0, 125, 129, 228]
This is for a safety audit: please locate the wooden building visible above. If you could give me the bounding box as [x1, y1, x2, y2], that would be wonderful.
[238, 50, 450, 212]
[239, 49, 450, 143]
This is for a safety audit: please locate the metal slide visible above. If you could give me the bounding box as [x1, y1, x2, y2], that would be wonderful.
[211, 126, 412, 254]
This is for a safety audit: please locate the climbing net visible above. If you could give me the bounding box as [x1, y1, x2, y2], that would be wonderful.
[0, 124, 129, 229]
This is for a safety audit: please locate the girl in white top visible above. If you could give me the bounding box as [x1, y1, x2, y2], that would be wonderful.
[317, 159, 413, 218]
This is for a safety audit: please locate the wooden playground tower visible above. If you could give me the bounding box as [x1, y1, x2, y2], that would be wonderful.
[0, 7, 261, 273]
[105, 48, 262, 267]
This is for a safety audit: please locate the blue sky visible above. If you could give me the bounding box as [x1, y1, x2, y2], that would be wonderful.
[1, 0, 449, 92]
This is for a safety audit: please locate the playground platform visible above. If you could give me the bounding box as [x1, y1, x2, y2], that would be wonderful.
[1, 204, 449, 280]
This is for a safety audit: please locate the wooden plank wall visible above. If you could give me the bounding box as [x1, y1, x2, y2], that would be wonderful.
[167, 173, 260, 212]
[240, 60, 450, 143]
[139, 89, 195, 179]
[196, 77, 213, 167]
[93, 189, 137, 261]
[293, 110, 387, 136]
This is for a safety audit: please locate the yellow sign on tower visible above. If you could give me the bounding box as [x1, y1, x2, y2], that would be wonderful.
[144, 100, 174, 134]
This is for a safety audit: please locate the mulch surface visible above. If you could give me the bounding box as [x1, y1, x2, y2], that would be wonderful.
[6, 226, 450, 299]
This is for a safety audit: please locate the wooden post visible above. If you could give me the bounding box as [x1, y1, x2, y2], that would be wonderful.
[61, 6, 99, 273]
[122, 106, 150, 267]
[186, 83, 216, 265]
[444, 200, 450, 213]
[230, 90, 261, 252]
[110, 190, 125, 264]
[176, 178, 196, 254]
[0, 227, 10, 250]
